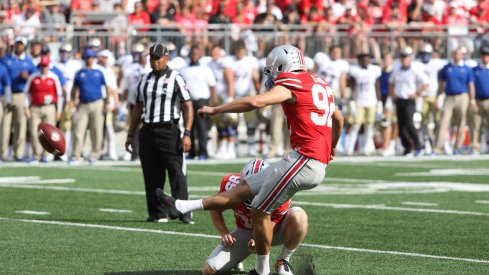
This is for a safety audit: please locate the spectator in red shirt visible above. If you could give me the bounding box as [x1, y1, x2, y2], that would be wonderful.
[367, 0, 385, 24]
[442, 4, 469, 25]
[232, 0, 257, 25]
[146, 0, 160, 13]
[150, 0, 177, 24]
[211, 0, 237, 18]
[175, 3, 208, 41]
[71, 0, 94, 11]
[129, 1, 151, 32]
[299, 0, 323, 18]
[469, 0, 489, 23]
[209, 2, 231, 24]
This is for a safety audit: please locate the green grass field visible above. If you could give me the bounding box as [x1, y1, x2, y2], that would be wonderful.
[1, 155, 489, 274]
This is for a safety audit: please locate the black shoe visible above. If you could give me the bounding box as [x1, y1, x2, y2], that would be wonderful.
[155, 188, 182, 216]
[168, 210, 179, 220]
[179, 213, 195, 224]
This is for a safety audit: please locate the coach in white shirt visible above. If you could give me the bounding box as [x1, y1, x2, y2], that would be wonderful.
[180, 45, 217, 160]
[389, 47, 429, 156]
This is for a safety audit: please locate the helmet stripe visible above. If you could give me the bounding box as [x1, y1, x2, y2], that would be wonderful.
[298, 49, 305, 65]
[253, 159, 262, 174]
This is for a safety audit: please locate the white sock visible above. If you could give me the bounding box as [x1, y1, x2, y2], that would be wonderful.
[278, 246, 296, 262]
[347, 125, 360, 154]
[255, 254, 270, 275]
[175, 199, 203, 214]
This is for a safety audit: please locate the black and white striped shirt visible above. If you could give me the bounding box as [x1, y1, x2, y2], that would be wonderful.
[136, 69, 191, 124]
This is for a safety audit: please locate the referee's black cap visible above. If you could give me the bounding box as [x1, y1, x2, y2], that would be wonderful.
[149, 43, 169, 58]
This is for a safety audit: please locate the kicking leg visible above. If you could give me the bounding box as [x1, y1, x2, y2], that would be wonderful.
[157, 179, 254, 214]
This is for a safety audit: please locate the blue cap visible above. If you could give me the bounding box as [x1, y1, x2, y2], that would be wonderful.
[83, 48, 97, 59]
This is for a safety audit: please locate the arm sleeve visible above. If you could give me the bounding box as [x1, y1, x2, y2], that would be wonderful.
[175, 74, 191, 101]
[438, 66, 447, 81]
[468, 67, 475, 84]
[388, 70, 396, 84]
[73, 71, 80, 87]
[136, 76, 144, 103]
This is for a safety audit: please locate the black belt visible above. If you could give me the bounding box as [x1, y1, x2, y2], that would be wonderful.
[477, 97, 489, 101]
[12, 90, 23, 94]
[142, 121, 178, 128]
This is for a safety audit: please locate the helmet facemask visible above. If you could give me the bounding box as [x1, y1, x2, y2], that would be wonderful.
[263, 45, 306, 80]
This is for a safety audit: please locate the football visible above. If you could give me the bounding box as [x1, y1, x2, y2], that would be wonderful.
[38, 122, 66, 156]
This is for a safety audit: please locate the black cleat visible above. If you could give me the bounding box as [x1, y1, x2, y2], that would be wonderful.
[275, 258, 293, 275]
[155, 188, 182, 216]
[179, 213, 195, 224]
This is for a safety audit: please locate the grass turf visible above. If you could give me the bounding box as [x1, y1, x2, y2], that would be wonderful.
[1, 156, 489, 274]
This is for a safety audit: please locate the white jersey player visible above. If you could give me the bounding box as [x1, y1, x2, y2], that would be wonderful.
[53, 43, 83, 160]
[207, 46, 236, 158]
[95, 50, 119, 160]
[347, 54, 382, 155]
[222, 40, 261, 157]
[316, 45, 349, 101]
[414, 43, 447, 154]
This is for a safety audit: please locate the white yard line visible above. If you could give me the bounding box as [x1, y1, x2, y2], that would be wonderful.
[302, 243, 489, 264]
[396, 169, 489, 177]
[2, 183, 487, 217]
[292, 201, 489, 217]
[475, 200, 489, 204]
[99, 209, 133, 213]
[0, 177, 75, 185]
[1, 217, 488, 264]
[401, 202, 439, 207]
[15, 211, 50, 215]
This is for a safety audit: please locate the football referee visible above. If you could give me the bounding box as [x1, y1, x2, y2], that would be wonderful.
[125, 43, 194, 224]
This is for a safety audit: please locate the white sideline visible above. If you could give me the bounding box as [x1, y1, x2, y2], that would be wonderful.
[1, 217, 488, 265]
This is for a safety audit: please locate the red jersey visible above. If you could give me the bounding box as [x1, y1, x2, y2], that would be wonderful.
[275, 71, 335, 164]
[219, 174, 291, 230]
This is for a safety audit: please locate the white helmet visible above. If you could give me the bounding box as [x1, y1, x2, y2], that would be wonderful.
[263, 45, 307, 79]
[240, 159, 269, 180]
